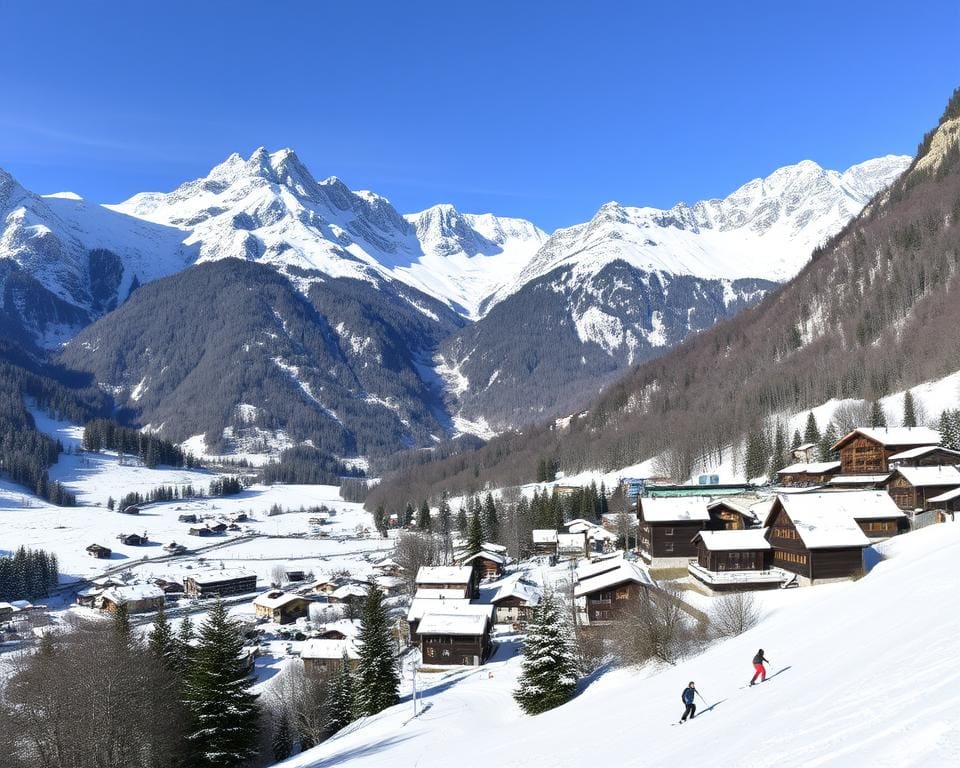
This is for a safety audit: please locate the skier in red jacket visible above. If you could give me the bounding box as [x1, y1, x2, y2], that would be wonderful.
[750, 649, 770, 685]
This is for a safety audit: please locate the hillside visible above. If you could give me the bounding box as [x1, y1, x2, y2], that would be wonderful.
[368, 88, 960, 506]
[276, 525, 960, 768]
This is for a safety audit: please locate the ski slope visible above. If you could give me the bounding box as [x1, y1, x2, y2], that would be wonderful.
[278, 524, 960, 768]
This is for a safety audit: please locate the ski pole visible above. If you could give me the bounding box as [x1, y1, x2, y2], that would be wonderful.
[696, 690, 709, 707]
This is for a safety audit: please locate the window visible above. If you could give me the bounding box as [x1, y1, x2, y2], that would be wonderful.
[665, 527, 675, 536]
[775, 551, 808, 566]
[664, 542, 675, 553]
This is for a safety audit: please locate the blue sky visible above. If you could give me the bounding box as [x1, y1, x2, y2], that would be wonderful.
[1, 1, 958, 231]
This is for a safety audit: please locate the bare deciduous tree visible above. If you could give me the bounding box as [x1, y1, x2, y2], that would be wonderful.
[709, 590, 761, 638]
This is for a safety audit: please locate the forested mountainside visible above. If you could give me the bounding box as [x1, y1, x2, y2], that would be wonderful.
[439, 260, 774, 427]
[57, 259, 465, 457]
[368, 88, 960, 508]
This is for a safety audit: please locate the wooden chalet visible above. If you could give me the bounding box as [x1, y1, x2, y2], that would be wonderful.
[490, 578, 540, 626]
[776, 461, 842, 488]
[371, 558, 400, 577]
[98, 584, 165, 614]
[689, 529, 781, 592]
[415, 565, 477, 599]
[573, 561, 654, 625]
[188, 525, 217, 537]
[928, 487, 960, 521]
[373, 575, 405, 596]
[301, 639, 360, 676]
[120, 505, 141, 515]
[831, 427, 940, 475]
[309, 576, 353, 595]
[705, 500, 758, 530]
[253, 590, 313, 624]
[885, 466, 960, 511]
[183, 570, 257, 598]
[86, 543, 112, 559]
[405, 596, 476, 641]
[791, 442, 817, 464]
[636, 497, 710, 568]
[163, 541, 187, 554]
[887, 445, 960, 468]
[327, 584, 369, 605]
[118, 533, 148, 546]
[556, 532, 588, 560]
[531, 529, 559, 556]
[417, 611, 492, 666]
[461, 550, 505, 580]
[209, 522, 228, 533]
[763, 494, 872, 585]
[178, 513, 198, 523]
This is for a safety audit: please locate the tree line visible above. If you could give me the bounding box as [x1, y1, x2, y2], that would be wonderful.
[0, 547, 59, 602]
[259, 445, 363, 486]
[82, 418, 198, 468]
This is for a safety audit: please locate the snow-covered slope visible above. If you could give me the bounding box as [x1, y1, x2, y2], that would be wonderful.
[110, 149, 544, 319]
[486, 155, 910, 309]
[277, 524, 960, 768]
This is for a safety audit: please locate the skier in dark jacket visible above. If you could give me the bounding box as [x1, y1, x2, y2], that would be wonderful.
[680, 682, 697, 722]
[750, 649, 770, 685]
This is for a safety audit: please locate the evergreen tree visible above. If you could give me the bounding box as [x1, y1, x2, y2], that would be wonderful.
[482, 492, 499, 544]
[403, 502, 415, 528]
[818, 422, 840, 462]
[466, 509, 484, 556]
[416, 500, 431, 532]
[353, 588, 399, 718]
[769, 420, 788, 476]
[326, 653, 355, 734]
[939, 410, 960, 450]
[598, 481, 608, 519]
[803, 412, 820, 444]
[438, 493, 452, 538]
[113, 602, 131, 641]
[455, 505, 468, 535]
[744, 429, 769, 481]
[373, 505, 388, 537]
[148, 604, 175, 665]
[903, 390, 917, 427]
[790, 429, 802, 450]
[271, 709, 292, 763]
[870, 400, 887, 427]
[513, 592, 579, 715]
[551, 489, 565, 530]
[184, 600, 260, 768]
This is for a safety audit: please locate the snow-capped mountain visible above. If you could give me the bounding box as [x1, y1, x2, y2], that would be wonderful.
[111, 148, 545, 320]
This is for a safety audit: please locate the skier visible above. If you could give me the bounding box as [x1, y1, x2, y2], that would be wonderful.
[750, 649, 770, 685]
[679, 681, 697, 722]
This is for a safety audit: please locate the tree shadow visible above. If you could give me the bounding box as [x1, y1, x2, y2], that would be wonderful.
[299, 734, 418, 767]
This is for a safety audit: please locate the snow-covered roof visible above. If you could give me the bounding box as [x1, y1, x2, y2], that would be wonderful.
[331, 584, 369, 600]
[574, 562, 654, 597]
[253, 590, 309, 610]
[462, 550, 506, 565]
[829, 474, 891, 485]
[532, 529, 559, 543]
[406, 597, 474, 623]
[928, 487, 960, 503]
[575, 554, 624, 582]
[892, 466, 960, 488]
[413, 587, 468, 600]
[316, 619, 362, 638]
[416, 566, 473, 584]
[564, 518, 596, 528]
[187, 569, 256, 584]
[777, 461, 841, 475]
[588, 527, 617, 540]
[491, 578, 541, 607]
[373, 575, 405, 588]
[101, 584, 164, 604]
[372, 557, 399, 569]
[417, 611, 489, 636]
[693, 529, 772, 551]
[887, 445, 960, 461]
[833, 427, 940, 450]
[557, 532, 586, 548]
[639, 497, 710, 523]
[796, 442, 816, 451]
[301, 638, 360, 661]
[773, 494, 875, 548]
[481, 542, 507, 553]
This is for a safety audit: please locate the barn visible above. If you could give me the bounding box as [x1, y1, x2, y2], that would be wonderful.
[885, 466, 960, 511]
[831, 427, 940, 475]
[636, 497, 710, 568]
[417, 612, 491, 666]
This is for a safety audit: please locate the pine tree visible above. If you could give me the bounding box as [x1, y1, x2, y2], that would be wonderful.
[791, 429, 802, 450]
[551, 489, 565, 531]
[744, 429, 768, 481]
[903, 390, 917, 427]
[353, 588, 399, 718]
[466, 509, 484, 556]
[803, 412, 820, 444]
[326, 653, 355, 734]
[184, 600, 260, 768]
[438, 493, 452, 538]
[416, 500, 431, 532]
[818, 422, 839, 462]
[403, 502, 415, 528]
[870, 400, 887, 427]
[113, 602, 131, 641]
[769, 420, 787, 476]
[271, 709, 292, 763]
[598, 481, 608, 519]
[482, 492, 499, 544]
[148, 604, 175, 664]
[455, 505, 468, 535]
[513, 593, 579, 715]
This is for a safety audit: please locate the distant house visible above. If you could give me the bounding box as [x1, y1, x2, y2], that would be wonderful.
[188, 526, 216, 537]
[689, 529, 780, 592]
[371, 558, 400, 577]
[327, 584, 369, 605]
[792, 442, 817, 464]
[118, 533, 148, 546]
[928, 487, 960, 521]
[556, 532, 588, 560]
[154, 579, 184, 594]
[301, 639, 360, 676]
[491, 578, 540, 626]
[531, 529, 559, 556]
[209, 522, 228, 533]
[828, 473, 892, 490]
[417, 612, 491, 666]
[183, 570, 257, 598]
[120, 505, 141, 515]
[461, 550, 505, 580]
[885, 466, 960, 511]
[86, 543, 112, 559]
[415, 566, 477, 599]
[886, 445, 960, 469]
[406, 598, 493, 642]
[373, 574, 405, 596]
[763, 494, 872, 586]
[776, 461, 842, 488]
[310, 576, 354, 595]
[253, 591, 313, 624]
[574, 561, 654, 625]
[831, 427, 941, 475]
[315, 618, 361, 640]
[98, 584, 165, 614]
[178, 513, 198, 524]
[284, 569, 306, 583]
[163, 541, 187, 554]
[705, 500, 758, 530]
[636, 497, 710, 568]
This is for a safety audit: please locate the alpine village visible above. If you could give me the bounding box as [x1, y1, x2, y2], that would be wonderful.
[1, 5, 959, 768]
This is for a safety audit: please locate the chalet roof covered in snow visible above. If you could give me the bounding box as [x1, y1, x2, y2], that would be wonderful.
[372, 557, 399, 569]
[887, 445, 960, 461]
[891, 465, 960, 488]
[639, 497, 710, 523]
[301, 638, 360, 660]
[253, 590, 308, 609]
[413, 588, 469, 600]
[406, 597, 474, 623]
[574, 561, 654, 597]
[772, 494, 873, 548]
[331, 584, 369, 600]
[828, 474, 892, 486]
[491, 577, 541, 607]
[928, 486, 960, 503]
[831, 426, 941, 450]
[557, 532, 586, 548]
[532, 529, 559, 543]
[416, 565, 473, 584]
[796, 442, 816, 451]
[462, 550, 506, 565]
[693, 528, 772, 551]
[101, 584, 164, 604]
[575, 554, 624, 582]
[417, 612, 489, 636]
[187, 569, 256, 584]
[777, 461, 842, 475]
